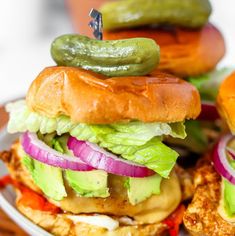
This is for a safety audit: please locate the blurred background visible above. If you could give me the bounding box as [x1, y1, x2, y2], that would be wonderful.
[0, 0, 234, 103]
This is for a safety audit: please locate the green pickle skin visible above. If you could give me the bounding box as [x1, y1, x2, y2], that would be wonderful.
[100, 0, 212, 31]
[51, 35, 160, 77]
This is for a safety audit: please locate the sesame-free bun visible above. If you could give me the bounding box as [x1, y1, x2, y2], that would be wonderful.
[217, 71, 235, 132]
[26, 66, 200, 124]
[104, 24, 225, 77]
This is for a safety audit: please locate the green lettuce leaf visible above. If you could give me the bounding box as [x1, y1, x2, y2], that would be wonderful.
[159, 120, 209, 154]
[188, 68, 233, 101]
[121, 138, 178, 178]
[7, 100, 184, 177]
[7, 100, 186, 141]
[54, 133, 177, 178]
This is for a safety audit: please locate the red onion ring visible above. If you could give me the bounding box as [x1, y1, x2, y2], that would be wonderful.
[198, 101, 220, 121]
[67, 136, 155, 177]
[213, 134, 235, 184]
[226, 147, 235, 160]
[21, 132, 93, 171]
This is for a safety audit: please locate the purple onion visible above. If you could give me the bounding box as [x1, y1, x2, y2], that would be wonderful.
[67, 136, 155, 178]
[21, 132, 93, 171]
[198, 101, 220, 121]
[213, 134, 235, 184]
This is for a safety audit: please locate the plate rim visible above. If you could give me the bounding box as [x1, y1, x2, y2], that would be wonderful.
[0, 126, 52, 236]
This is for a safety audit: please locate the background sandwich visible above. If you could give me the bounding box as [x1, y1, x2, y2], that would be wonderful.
[100, 0, 232, 164]
[184, 71, 235, 235]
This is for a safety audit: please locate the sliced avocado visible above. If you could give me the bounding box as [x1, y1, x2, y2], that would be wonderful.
[22, 154, 34, 174]
[65, 170, 109, 198]
[125, 174, 162, 205]
[52, 134, 109, 198]
[224, 179, 235, 217]
[22, 154, 67, 201]
[32, 160, 67, 201]
[22, 134, 109, 200]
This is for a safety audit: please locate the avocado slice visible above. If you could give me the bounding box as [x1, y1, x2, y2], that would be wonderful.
[65, 170, 109, 198]
[125, 174, 162, 205]
[22, 154, 34, 175]
[51, 135, 110, 198]
[224, 179, 235, 216]
[22, 154, 67, 201]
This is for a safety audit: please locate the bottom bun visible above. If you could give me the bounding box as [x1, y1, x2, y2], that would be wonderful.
[16, 193, 168, 236]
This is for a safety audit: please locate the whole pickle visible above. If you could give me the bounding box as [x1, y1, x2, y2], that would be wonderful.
[51, 35, 160, 77]
[100, 0, 212, 31]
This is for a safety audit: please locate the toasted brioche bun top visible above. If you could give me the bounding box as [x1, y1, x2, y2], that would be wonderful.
[26, 66, 200, 124]
[104, 24, 225, 77]
[217, 71, 235, 132]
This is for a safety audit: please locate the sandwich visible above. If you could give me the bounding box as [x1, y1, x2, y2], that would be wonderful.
[0, 32, 201, 235]
[100, 0, 230, 162]
[184, 71, 235, 235]
[101, 0, 225, 78]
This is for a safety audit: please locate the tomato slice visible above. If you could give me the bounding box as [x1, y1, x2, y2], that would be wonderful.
[163, 204, 186, 236]
[0, 175, 60, 214]
[0, 175, 13, 188]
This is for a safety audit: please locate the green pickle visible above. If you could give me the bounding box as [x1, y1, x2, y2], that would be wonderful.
[100, 0, 212, 31]
[51, 35, 160, 77]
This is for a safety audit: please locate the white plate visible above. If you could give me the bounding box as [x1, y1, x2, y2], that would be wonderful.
[0, 128, 52, 236]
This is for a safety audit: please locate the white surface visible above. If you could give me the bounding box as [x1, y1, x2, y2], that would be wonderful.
[0, 128, 52, 236]
[0, 0, 72, 104]
[0, 0, 234, 103]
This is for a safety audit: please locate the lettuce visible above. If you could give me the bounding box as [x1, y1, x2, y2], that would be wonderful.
[52, 134, 177, 178]
[7, 100, 184, 177]
[188, 68, 233, 101]
[122, 138, 178, 178]
[7, 100, 186, 141]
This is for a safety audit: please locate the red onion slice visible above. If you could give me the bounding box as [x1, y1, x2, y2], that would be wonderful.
[21, 132, 93, 171]
[67, 136, 155, 177]
[226, 147, 235, 160]
[213, 134, 235, 184]
[198, 101, 220, 121]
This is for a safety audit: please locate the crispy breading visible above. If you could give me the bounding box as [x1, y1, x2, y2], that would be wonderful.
[175, 165, 194, 201]
[183, 157, 235, 236]
[16, 201, 168, 236]
[0, 142, 181, 225]
[0, 144, 169, 236]
[0, 142, 41, 193]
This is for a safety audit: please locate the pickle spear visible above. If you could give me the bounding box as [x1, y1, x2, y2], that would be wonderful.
[100, 0, 212, 31]
[51, 35, 160, 77]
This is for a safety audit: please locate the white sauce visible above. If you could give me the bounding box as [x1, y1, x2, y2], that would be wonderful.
[66, 214, 119, 231]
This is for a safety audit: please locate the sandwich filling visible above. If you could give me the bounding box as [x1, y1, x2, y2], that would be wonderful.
[5, 99, 187, 224]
